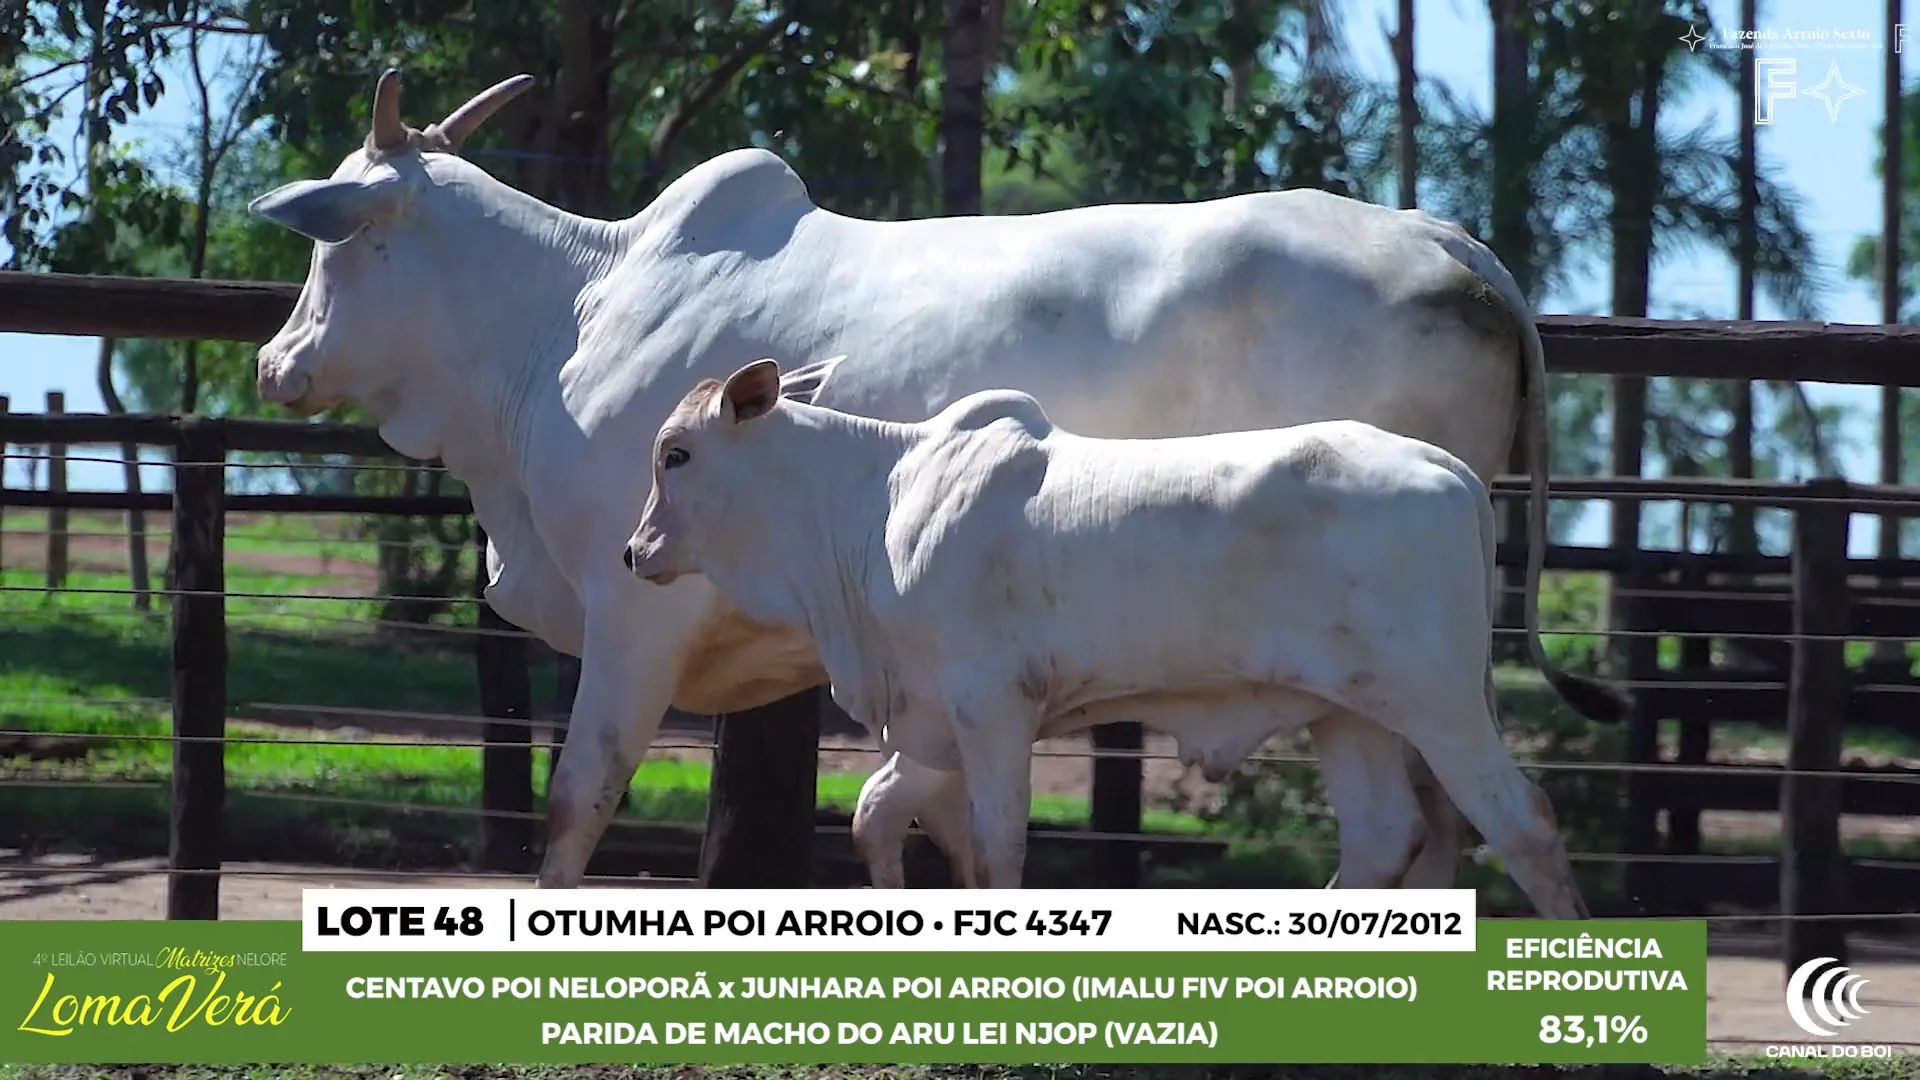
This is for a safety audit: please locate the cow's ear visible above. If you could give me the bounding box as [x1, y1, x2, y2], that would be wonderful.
[722, 358, 783, 424]
[779, 354, 846, 406]
[247, 174, 408, 243]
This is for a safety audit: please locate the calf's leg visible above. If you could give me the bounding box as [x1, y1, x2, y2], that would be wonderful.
[852, 753, 918, 889]
[853, 752, 975, 888]
[1311, 712, 1426, 889]
[905, 765, 979, 887]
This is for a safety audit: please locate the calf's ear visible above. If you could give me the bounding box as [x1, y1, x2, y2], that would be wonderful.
[721, 358, 784, 424]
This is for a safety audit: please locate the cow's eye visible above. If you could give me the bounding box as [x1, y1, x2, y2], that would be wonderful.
[661, 446, 691, 470]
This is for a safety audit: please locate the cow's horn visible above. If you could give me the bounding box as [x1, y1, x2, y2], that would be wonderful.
[434, 74, 536, 151]
[371, 68, 408, 150]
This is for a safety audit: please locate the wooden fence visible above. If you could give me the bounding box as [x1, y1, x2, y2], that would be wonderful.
[6, 270, 1920, 975]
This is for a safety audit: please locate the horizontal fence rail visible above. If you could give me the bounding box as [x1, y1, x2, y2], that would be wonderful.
[13, 270, 1920, 386]
[3, 271, 1919, 975]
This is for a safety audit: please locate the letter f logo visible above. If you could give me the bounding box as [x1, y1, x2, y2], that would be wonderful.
[1756, 58, 1796, 125]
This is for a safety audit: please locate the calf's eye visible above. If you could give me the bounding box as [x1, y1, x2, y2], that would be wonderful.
[661, 446, 691, 470]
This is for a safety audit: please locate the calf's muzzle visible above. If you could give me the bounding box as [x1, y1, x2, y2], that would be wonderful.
[623, 534, 681, 586]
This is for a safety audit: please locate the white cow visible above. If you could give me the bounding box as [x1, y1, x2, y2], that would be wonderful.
[247, 69, 1627, 890]
[623, 359, 1591, 917]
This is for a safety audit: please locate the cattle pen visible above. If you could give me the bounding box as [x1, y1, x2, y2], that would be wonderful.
[3, 270, 1920, 1053]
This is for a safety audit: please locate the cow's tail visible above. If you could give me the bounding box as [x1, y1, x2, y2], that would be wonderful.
[1466, 247, 1633, 725]
[1465, 453, 1505, 735]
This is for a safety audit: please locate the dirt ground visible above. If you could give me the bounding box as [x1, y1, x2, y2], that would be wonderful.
[0, 854, 1914, 1053]
[0, 514, 380, 587]
[201, 704, 1920, 846]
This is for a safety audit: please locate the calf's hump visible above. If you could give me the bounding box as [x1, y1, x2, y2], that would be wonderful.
[932, 389, 1054, 437]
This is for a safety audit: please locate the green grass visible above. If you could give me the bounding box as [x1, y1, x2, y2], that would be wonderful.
[0, 568, 1204, 833]
[6, 520, 1920, 882]
[2, 1059, 1913, 1079]
[0, 509, 1216, 832]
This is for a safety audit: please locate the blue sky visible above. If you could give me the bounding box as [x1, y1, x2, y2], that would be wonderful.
[0, 0, 1901, 550]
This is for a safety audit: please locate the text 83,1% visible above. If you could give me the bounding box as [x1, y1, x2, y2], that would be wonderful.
[315, 905, 485, 937]
[1539, 1015, 1648, 1047]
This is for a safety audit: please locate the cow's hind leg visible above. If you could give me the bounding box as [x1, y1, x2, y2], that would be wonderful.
[1390, 690, 1588, 919]
[1320, 741, 1462, 891]
[944, 688, 1040, 889]
[1311, 712, 1425, 890]
[1399, 747, 1471, 889]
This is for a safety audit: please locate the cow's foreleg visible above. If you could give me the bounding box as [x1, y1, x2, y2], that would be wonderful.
[539, 580, 705, 889]
[1310, 712, 1426, 890]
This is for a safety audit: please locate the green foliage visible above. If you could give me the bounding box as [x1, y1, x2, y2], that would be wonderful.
[0, 0, 182, 269]
[0, 0, 1854, 609]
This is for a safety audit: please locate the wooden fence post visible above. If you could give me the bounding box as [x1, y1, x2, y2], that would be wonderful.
[474, 524, 536, 873]
[45, 390, 66, 590]
[546, 656, 580, 793]
[0, 394, 8, 581]
[1669, 558, 1713, 859]
[1090, 722, 1143, 887]
[167, 418, 227, 920]
[1783, 477, 1852, 979]
[1619, 563, 1663, 911]
[700, 689, 821, 887]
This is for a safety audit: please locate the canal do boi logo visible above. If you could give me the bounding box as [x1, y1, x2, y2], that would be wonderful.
[1783, 956, 1871, 1039]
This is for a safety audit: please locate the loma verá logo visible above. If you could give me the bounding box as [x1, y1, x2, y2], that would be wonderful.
[1784, 956, 1871, 1037]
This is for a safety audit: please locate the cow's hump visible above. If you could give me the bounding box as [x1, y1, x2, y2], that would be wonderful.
[649, 148, 815, 246]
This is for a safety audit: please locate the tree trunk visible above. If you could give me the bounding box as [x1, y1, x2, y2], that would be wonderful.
[1489, 0, 1533, 654]
[84, 3, 149, 611]
[1728, 0, 1757, 553]
[554, 0, 614, 215]
[940, 0, 987, 216]
[1603, 59, 1663, 657]
[184, 1, 214, 415]
[1604, 33, 1666, 910]
[1871, 0, 1907, 671]
[95, 338, 151, 610]
[1395, 0, 1417, 210]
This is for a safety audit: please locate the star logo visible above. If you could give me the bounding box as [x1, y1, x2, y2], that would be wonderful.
[1802, 60, 1866, 122]
[1679, 24, 1706, 51]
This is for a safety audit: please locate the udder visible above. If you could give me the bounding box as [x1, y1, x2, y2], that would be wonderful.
[1045, 684, 1335, 783]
